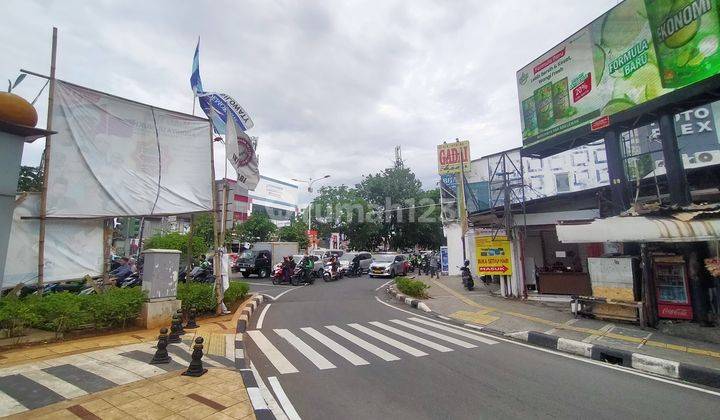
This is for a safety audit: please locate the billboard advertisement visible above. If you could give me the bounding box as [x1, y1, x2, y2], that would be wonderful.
[437, 141, 471, 174]
[518, 0, 720, 151]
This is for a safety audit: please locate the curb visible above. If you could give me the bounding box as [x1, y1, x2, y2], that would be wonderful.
[386, 286, 432, 312]
[232, 294, 274, 419]
[510, 330, 720, 389]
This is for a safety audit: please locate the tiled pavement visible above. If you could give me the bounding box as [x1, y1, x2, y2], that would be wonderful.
[0, 339, 238, 417]
[6, 368, 254, 420]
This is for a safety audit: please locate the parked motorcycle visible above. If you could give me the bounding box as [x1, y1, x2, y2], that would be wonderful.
[188, 263, 214, 283]
[459, 260, 474, 291]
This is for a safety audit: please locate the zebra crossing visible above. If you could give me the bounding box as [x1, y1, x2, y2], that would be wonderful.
[0, 340, 236, 416]
[246, 316, 499, 375]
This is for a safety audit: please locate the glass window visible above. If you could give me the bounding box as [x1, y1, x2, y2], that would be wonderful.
[555, 173, 570, 193]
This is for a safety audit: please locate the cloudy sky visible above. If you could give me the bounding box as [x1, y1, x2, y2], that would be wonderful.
[3, 0, 617, 203]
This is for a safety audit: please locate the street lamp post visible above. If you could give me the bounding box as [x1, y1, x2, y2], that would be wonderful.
[292, 175, 330, 247]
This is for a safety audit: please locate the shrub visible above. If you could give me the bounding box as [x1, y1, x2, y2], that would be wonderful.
[84, 287, 146, 329]
[0, 296, 39, 337]
[177, 282, 216, 313]
[33, 292, 88, 337]
[144, 232, 207, 260]
[224, 281, 250, 305]
[394, 277, 429, 299]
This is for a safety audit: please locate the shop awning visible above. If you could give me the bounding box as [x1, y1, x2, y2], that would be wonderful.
[556, 216, 720, 243]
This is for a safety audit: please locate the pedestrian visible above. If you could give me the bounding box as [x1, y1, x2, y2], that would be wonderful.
[430, 253, 440, 279]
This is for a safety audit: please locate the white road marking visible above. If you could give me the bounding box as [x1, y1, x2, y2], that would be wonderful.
[0, 391, 25, 417]
[407, 317, 498, 345]
[256, 303, 272, 329]
[437, 315, 451, 321]
[375, 279, 394, 291]
[247, 331, 299, 374]
[348, 323, 427, 357]
[268, 376, 302, 420]
[325, 326, 400, 362]
[83, 349, 166, 378]
[545, 318, 578, 335]
[249, 362, 288, 420]
[271, 285, 306, 301]
[369, 321, 453, 352]
[275, 329, 336, 370]
[389, 319, 477, 348]
[49, 354, 142, 384]
[583, 323, 614, 343]
[374, 296, 720, 398]
[301, 327, 369, 366]
[20, 370, 87, 399]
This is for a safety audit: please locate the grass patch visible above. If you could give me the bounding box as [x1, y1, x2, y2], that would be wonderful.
[394, 277, 429, 299]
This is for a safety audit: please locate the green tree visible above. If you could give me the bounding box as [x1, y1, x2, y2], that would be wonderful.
[192, 213, 215, 249]
[17, 165, 43, 192]
[232, 213, 276, 242]
[278, 218, 310, 249]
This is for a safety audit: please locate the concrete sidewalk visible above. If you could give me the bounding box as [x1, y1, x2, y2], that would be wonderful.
[414, 275, 720, 371]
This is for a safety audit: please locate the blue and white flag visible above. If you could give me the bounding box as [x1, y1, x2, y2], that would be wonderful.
[190, 38, 203, 94]
[190, 39, 254, 134]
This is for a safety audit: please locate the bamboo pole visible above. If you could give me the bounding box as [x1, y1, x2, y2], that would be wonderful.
[37, 27, 58, 292]
[209, 123, 222, 315]
[186, 214, 194, 270]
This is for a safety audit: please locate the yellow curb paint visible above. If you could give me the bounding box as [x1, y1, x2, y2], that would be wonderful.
[604, 332, 644, 344]
[450, 310, 500, 325]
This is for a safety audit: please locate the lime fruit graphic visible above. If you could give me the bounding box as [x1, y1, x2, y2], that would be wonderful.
[663, 0, 700, 48]
[602, 97, 636, 116]
[601, 0, 645, 48]
[593, 44, 606, 85]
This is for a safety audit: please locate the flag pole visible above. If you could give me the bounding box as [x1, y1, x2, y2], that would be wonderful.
[209, 122, 222, 316]
[37, 27, 58, 292]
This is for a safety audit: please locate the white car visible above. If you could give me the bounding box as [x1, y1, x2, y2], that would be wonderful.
[369, 254, 407, 278]
[338, 252, 373, 273]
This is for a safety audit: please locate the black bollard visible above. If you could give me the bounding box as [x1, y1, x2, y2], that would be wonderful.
[150, 327, 171, 364]
[185, 308, 199, 329]
[168, 315, 182, 344]
[176, 310, 186, 335]
[181, 336, 208, 377]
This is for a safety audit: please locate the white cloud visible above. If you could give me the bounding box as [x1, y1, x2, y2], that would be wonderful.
[2, 0, 618, 203]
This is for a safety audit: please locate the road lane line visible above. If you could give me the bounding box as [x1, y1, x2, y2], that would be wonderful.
[348, 324, 428, 357]
[407, 317, 498, 345]
[301, 327, 369, 366]
[249, 362, 288, 420]
[271, 285, 306, 301]
[256, 303, 272, 329]
[369, 322, 453, 352]
[389, 319, 477, 348]
[274, 329, 336, 370]
[247, 330, 299, 374]
[325, 326, 400, 361]
[375, 279, 394, 291]
[374, 297, 720, 398]
[268, 376, 302, 420]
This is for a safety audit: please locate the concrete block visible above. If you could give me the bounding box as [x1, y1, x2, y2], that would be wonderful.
[591, 345, 632, 367]
[137, 299, 181, 329]
[418, 302, 431, 312]
[557, 337, 593, 358]
[631, 353, 679, 378]
[527, 331, 559, 349]
[507, 331, 529, 341]
[678, 364, 720, 388]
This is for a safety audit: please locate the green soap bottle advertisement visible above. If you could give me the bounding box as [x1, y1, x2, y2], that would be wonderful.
[534, 82, 555, 129]
[645, 0, 720, 88]
[552, 78, 571, 119]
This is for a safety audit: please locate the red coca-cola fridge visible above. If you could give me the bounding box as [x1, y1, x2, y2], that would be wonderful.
[654, 258, 693, 320]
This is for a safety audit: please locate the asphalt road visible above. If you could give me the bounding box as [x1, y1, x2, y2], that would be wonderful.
[241, 274, 720, 419]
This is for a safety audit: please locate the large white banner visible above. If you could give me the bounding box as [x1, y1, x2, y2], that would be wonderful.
[2, 194, 103, 288]
[47, 81, 213, 218]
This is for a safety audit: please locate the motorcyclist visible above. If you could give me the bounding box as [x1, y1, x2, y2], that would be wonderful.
[282, 256, 295, 283]
[329, 255, 339, 276]
[299, 255, 314, 281]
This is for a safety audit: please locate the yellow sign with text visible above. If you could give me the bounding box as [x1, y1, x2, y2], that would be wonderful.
[437, 141, 470, 174]
[475, 235, 512, 276]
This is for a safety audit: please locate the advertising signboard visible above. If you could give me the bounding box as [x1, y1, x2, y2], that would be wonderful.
[440, 246, 449, 274]
[437, 141, 471, 174]
[518, 0, 720, 154]
[475, 234, 513, 276]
